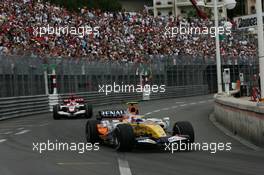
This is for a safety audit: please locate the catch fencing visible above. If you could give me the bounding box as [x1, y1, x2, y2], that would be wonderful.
[0, 55, 259, 120]
[0, 55, 260, 97]
[0, 56, 45, 97]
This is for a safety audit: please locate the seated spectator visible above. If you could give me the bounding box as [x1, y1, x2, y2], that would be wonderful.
[0, 0, 257, 63]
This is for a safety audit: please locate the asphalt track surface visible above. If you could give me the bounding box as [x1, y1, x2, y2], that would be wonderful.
[0, 95, 263, 175]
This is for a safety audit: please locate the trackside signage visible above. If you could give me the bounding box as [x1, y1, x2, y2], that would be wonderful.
[234, 13, 264, 29]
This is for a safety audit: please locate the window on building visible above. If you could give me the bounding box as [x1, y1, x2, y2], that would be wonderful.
[251, 5, 256, 14]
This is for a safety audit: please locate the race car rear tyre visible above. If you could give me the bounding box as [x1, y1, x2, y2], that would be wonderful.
[173, 121, 194, 143]
[86, 120, 101, 144]
[53, 105, 60, 120]
[114, 124, 135, 152]
[85, 104, 93, 118]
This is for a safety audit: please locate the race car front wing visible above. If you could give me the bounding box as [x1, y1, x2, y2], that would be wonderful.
[58, 110, 86, 117]
[135, 135, 190, 145]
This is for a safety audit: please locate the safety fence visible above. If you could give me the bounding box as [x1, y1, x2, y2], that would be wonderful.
[0, 56, 45, 97]
[0, 55, 259, 97]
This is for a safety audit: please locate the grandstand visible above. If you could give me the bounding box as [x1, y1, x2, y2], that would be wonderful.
[0, 0, 257, 64]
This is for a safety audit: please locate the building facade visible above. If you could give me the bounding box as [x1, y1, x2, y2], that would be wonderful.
[244, 0, 264, 15]
[119, 0, 263, 18]
[152, 0, 263, 18]
[152, 0, 228, 18]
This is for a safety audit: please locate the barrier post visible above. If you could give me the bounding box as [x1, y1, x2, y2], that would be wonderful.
[256, 0, 264, 99]
[43, 64, 49, 95]
[51, 64, 57, 94]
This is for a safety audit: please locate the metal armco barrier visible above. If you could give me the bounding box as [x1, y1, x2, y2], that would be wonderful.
[58, 85, 209, 107]
[0, 95, 49, 120]
[58, 91, 142, 107]
[0, 85, 208, 120]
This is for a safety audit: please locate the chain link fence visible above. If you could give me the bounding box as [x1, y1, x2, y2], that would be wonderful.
[0, 55, 45, 97]
[0, 55, 259, 97]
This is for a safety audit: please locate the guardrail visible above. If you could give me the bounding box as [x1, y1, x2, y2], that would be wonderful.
[0, 85, 208, 120]
[59, 85, 209, 106]
[0, 95, 49, 120]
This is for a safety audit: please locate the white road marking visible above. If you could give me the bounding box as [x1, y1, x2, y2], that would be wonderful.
[144, 99, 213, 117]
[39, 123, 49, 127]
[0, 128, 14, 131]
[57, 162, 111, 165]
[1, 131, 12, 135]
[14, 130, 30, 135]
[17, 127, 24, 130]
[118, 158, 132, 175]
[0, 125, 34, 128]
[5, 131, 12, 134]
[153, 110, 160, 113]
[175, 101, 184, 104]
[0, 139, 7, 143]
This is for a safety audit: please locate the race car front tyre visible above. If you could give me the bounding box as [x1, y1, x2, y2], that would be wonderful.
[114, 124, 135, 152]
[85, 104, 93, 118]
[86, 120, 101, 144]
[53, 105, 60, 120]
[173, 121, 195, 143]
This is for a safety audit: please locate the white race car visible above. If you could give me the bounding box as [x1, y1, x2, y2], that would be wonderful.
[53, 95, 93, 119]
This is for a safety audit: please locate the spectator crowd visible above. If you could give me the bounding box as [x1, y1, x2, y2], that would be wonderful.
[0, 0, 257, 64]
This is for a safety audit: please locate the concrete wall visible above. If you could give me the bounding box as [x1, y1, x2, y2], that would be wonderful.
[214, 97, 264, 147]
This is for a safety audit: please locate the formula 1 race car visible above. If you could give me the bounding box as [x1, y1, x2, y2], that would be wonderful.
[85, 102, 194, 151]
[53, 95, 93, 120]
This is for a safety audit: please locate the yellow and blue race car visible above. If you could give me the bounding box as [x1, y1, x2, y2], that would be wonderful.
[85, 102, 194, 151]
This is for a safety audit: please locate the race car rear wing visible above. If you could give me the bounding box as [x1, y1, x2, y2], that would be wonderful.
[97, 110, 125, 119]
[63, 98, 84, 103]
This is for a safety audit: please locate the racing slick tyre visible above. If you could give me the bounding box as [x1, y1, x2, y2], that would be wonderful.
[85, 104, 93, 118]
[173, 121, 194, 143]
[53, 104, 61, 120]
[114, 124, 135, 152]
[86, 120, 101, 144]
